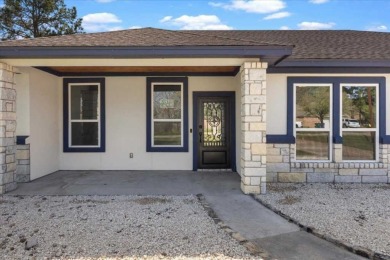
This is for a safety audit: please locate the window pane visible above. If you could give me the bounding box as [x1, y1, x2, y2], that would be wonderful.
[154, 122, 181, 146]
[71, 122, 99, 146]
[296, 132, 329, 160]
[153, 85, 181, 119]
[296, 86, 330, 129]
[71, 85, 99, 120]
[343, 132, 375, 160]
[342, 86, 376, 128]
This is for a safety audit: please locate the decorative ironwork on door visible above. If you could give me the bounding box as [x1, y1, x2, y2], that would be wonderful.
[202, 102, 225, 147]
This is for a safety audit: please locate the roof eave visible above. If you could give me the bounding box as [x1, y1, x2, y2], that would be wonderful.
[277, 59, 390, 67]
[0, 45, 293, 63]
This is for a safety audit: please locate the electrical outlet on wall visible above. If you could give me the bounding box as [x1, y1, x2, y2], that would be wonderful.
[129, 153, 133, 158]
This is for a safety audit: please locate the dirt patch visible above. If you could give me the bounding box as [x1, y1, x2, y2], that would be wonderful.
[133, 197, 172, 205]
[277, 195, 301, 205]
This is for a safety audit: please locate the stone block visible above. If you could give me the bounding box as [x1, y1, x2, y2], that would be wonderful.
[242, 167, 266, 177]
[267, 163, 290, 173]
[5, 154, 14, 163]
[0, 112, 16, 120]
[250, 104, 262, 115]
[0, 185, 4, 194]
[6, 145, 16, 154]
[241, 161, 261, 167]
[250, 177, 261, 186]
[0, 172, 14, 185]
[241, 182, 260, 194]
[0, 164, 6, 174]
[242, 177, 251, 185]
[267, 148, 281, 156]
[5, 120, 16, 132]
[359, 169, 387, 176]
[266, 172, 278, 182]
[0, 88, 16, 100]
[307, 172, 335, 183]
[0, 137, 14, 146]
[278, 172, 306, 183]
[251, 143, 266, 155]
[339, 169, 358, 175]
[16, 149, 30, 160]
[5, 182, 17, 192]
[249, 83, 262, 95]
[242, 95, 266, 105]
[17, 144, 30, 150]
[249, 122, 266, 131]
[335, 175, 362, 183]
[248, 69, 265, 81]
[267, 155, 283, 163]
[6, 162, 16, 172]
[242, 132, 262, 143]
[16, 165, 30, 175]
[16, 174, 30, 183]
[362, 176, 388, 183]
[242, 116, 263, 122]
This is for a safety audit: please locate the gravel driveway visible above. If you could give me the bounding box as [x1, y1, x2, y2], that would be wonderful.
[0, 195, 256, 259]
[256, 183, 390, 258]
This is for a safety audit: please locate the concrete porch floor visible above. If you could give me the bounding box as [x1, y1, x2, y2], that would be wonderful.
[10, 170, 241, 196]
[9, 170, 363, 260]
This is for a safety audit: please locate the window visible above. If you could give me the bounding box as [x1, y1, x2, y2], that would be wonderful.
[286, 77, 386, 162]
[294, 84, 332, 161]
[341, 85, 378, 160]
[63, 78, 105, 152]
[147, 77, 188, 152]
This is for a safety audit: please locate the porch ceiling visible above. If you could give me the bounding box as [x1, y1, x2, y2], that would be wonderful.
[37, 66, 240, 77]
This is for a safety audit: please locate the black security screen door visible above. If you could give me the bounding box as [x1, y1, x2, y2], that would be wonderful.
[197, 96, 231, 169]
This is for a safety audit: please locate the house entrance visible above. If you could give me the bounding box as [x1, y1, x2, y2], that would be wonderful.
[193, 92, 235, 170]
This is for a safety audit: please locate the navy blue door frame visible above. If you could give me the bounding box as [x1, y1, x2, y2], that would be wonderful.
[193, 91, 236, 171]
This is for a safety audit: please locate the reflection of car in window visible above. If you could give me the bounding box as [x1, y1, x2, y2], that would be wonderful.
[296, 121, 302, 128]
[343, 119, 360, 128]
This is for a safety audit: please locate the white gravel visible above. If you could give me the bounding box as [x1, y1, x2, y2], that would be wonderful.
[256, 183, 390, 257]
[0, 195, 257, 259]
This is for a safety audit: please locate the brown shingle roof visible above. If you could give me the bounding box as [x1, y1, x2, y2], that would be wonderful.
[0, 28, 280, 47]
[1, 27, 390, 61]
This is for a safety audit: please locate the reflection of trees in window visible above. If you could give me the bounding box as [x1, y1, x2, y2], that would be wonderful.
[153, 87, 181, 119]
[296, 87, 330, 127]
[343, 87, 376, 127]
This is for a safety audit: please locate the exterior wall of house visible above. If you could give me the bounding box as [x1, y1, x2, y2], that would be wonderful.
[18, 68, 60, 180]
[59, 76, 241, 171]
[266, 73, 390, 184]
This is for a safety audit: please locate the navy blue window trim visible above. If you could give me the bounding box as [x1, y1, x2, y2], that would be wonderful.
[63, 78, 106, 152]
[146, 77, 189, 152]
[16, 135, 29, 145]
[270, 77, 386, 145]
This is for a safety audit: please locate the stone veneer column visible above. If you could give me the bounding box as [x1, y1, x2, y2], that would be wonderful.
[240, 62, 267, 194]
[0, 63, 17, 194]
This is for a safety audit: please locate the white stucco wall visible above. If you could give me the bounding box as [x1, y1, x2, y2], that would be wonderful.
[59, 76, 241, 170]
[267, 74, 390, 135]
[19, 67, 60, 180]
[15, 73, 30, 136]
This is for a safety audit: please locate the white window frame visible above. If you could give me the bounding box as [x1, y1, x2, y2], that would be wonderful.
[151, 82, 184, 148]
[293, 83, 333, 162]
[340, 83, 379, 162]
[68, 82, 101, 148]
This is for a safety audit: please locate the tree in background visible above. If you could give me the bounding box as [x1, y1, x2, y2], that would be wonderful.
[296, 86, 330, 127]
[0, 0, 83, 40]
